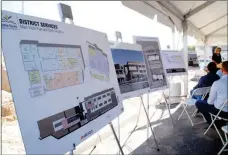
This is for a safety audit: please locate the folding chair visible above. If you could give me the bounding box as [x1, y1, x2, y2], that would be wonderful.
[204, 100, 228, 145]
[218, 125, 228, 155]
[177, 87, 211, 126]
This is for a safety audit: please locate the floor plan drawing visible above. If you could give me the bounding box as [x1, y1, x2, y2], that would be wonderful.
[28, 70, 42, 86]
[87, 42, 110, 81]
[39, 46, 84, 72]
[20, 40, 85, 97]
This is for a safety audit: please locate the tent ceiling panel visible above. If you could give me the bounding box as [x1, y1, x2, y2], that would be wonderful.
[170, 1, 207, 15]
[121, 1, 182, 31]
[146, 1, 183, 30]
[121, 1, 227, 45]
[207, 36, 227, 46]
[187, 21, 205, 42]
[210, 26, 227, 36]
[201, 15, 228, 35]
[188, 1, 227, 28]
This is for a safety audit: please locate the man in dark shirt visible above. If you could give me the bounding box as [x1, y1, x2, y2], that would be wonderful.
[191, 62, 220, 99]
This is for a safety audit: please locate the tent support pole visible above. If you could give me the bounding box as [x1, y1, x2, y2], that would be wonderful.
[183, 18, 188, 96]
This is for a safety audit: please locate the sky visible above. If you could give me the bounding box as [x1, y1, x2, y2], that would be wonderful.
[111, 49, 144, 65]
[2, 1, 197, 50]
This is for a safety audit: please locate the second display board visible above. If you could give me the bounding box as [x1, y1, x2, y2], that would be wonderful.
[110, 37, 168, 98]
[110, 42, 150, 99]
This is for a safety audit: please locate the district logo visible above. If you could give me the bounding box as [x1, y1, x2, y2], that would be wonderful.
[2, 14, 18, 30]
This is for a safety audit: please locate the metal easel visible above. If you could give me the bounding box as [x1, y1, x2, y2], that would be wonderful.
[120, 96, 142, 151]
[113, 32, 159, 153]
[115, 31, 149, 151]
[120, 92, 160, 153]
[161, 72, 188, 127]
[115, 31, 122, 155]
[114, 32, 156, 152]
[140, 92, 160, 151]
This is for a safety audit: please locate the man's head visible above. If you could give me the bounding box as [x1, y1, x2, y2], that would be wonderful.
[207, 62, 217, 73]
[221, 61, 228, 75]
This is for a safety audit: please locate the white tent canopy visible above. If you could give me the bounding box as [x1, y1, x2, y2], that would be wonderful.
[122, 0, 227, 95]
[122, 1, 227, 46]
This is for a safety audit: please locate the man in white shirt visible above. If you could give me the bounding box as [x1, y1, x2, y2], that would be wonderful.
[216, 69, 223, 78]
[196, 61, 228, 126]
[216, 63, 223, 78]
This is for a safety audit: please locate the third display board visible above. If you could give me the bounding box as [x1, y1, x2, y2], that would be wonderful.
[133, 36, 168, 91]
[161, 50, 187, 75]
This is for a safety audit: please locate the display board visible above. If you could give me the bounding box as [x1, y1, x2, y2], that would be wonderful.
[1, 10, 123, 154]
[188, 52, 199, 68]
[133, 36, 168, 92]
[161, 50, 187, 75]
[110, 42, 150, 99]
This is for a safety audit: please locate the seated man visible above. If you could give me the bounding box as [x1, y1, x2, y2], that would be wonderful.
[196, 61, 228, 127]
[191, 62, 220, 100]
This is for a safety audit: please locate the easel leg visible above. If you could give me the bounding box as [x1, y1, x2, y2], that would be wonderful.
[118, 117, 120, 155]
[140, 96, 160, 151]
[109, 122, 124, 155]
[69, 144, 76, 155]
[147, 93, 150, 139]
[162, 91, 175, 127]
[88, 133, 101, 155]
[121, 99, 141, 149]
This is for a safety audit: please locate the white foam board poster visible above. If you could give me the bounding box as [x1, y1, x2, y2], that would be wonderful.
[110, 42, 150, 99]
[161, 50, 187, 75]
[188, 52, 199, 67]
[133, 36, 168, 91]
[1, 10, 123, 154]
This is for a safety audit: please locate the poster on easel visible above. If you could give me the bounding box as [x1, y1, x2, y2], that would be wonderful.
[110, 42, 150, 99]
[161, 50, 187, 76]
[188, 52, 199, 68]
[1, 10, 123, 154]
[133, 36, 168, 92]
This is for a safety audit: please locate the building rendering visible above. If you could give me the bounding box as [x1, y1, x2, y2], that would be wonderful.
[111, 47, 150, 94]
[115, 64, 126, 84]
[37, 88, 118, 140]
[124, 61, 147, 83]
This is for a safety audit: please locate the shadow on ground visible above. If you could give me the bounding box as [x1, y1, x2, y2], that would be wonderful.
[130, 103, 225, 155]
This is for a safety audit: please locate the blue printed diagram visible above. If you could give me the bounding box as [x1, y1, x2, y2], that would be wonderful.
[39, 46, 84, 72]
[20, 40, 85, 97]
[87, 42, 110, 81]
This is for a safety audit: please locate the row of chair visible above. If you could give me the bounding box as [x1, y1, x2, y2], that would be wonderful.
[173, 86, 227, 155]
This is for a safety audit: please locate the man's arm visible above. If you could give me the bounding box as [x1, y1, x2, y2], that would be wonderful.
[207, 82, 218, 105]
[193, 77, 203, 90]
